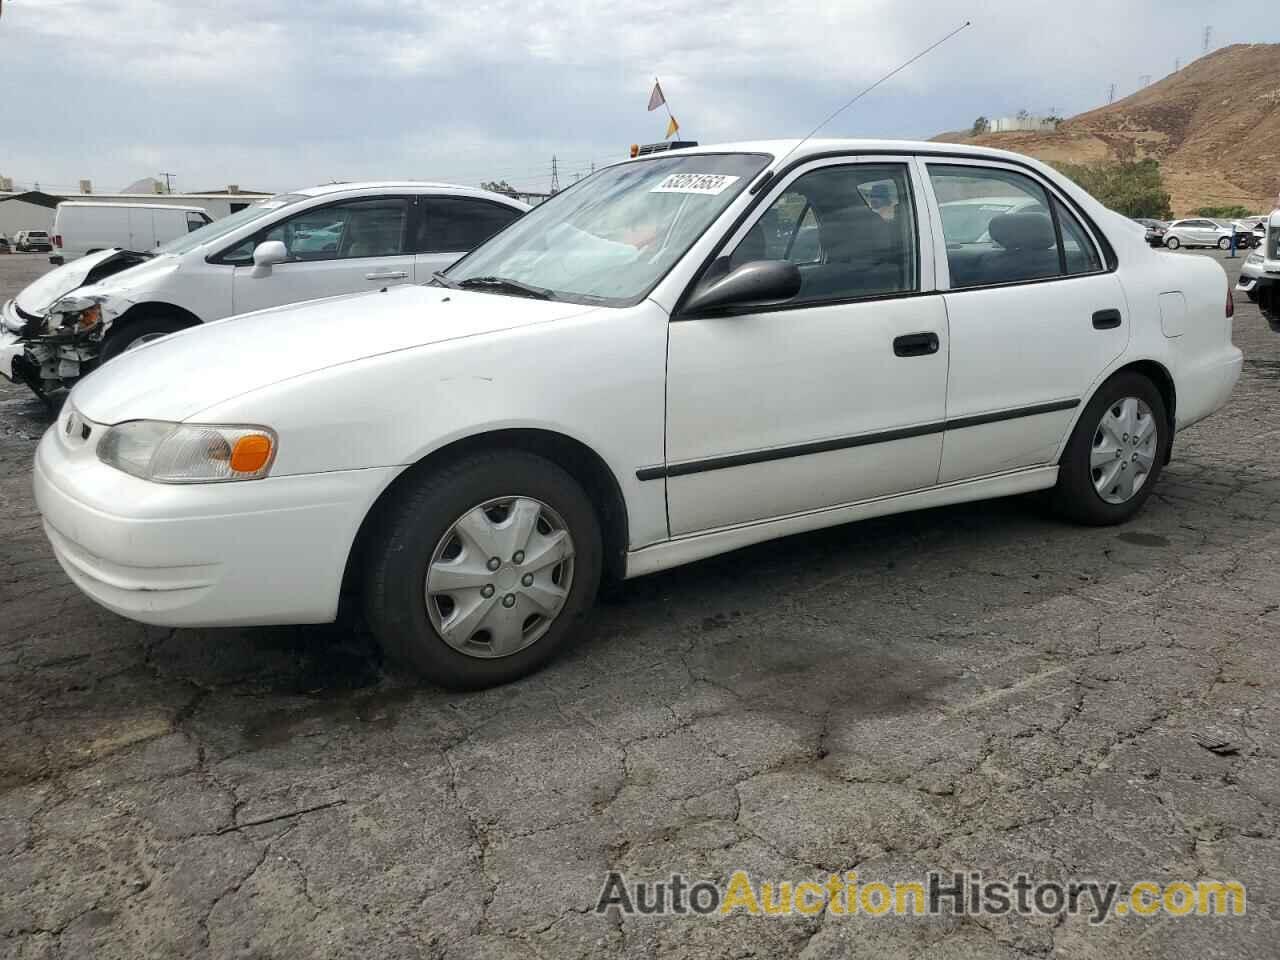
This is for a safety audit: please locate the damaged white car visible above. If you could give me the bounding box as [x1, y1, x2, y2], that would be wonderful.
[0, 182, 527, 398]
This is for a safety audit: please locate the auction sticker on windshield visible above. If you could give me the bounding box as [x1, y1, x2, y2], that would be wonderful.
[651, 174, 741, 195]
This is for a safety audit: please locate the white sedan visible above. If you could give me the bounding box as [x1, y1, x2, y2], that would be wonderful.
[34, 139, 1242, 689]
[1162, 218, 1234, 250]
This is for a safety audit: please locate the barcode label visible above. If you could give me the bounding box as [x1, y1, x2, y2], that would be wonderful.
[651, 174, 741, 196]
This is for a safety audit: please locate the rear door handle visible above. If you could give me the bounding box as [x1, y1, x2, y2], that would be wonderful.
[893, 332, 940, 357]
[1092, 308, 1122, 330]
[365, 271, 409, 281]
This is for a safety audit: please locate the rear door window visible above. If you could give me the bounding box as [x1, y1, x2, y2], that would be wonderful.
[413, 198, 522, 254]
[930, 164, 1097, 288]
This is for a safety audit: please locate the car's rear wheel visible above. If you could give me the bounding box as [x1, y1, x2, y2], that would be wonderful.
[1053, 372, 1168, 526]
[1218, 236, 1231, 250]
[1165, 235, 1180, 249]
[363, 451, 602, 689]
[99, 315, 190, 363]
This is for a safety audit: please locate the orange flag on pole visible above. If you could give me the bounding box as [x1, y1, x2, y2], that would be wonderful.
[665, 115, 679, 138]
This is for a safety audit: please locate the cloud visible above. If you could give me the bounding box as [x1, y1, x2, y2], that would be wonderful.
[2, 0, 1276, 194]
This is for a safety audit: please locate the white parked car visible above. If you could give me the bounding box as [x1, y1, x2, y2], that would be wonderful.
[1162, 218, 1233, 250]
[33, 139, 1242, 689]
[14, 230, 53, 253]
[0, 182, 527, 397]
[50, 201, 213, 264]
[1237, 208, 1280, 321]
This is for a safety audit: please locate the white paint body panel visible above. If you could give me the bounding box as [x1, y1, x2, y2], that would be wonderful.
[34, 139, 1243, 628]
[666, 296, 948, 533]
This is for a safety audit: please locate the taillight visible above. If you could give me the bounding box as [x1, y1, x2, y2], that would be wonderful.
[53, 235, 62, 248]
[1226, 285, 1234, 319]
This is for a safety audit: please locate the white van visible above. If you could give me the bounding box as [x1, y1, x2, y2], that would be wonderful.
[51, 202, 212, 264]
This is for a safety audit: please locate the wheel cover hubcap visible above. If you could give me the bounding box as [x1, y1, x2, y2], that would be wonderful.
[1090, 396, 1158, 504]
[425, 496, 575, 659]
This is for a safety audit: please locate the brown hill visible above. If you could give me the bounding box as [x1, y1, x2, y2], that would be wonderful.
[933, 43, 1280, 215]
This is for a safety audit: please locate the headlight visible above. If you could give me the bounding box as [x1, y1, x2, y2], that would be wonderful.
[96, 420, 277, 483]
[1246, 253, 1263, 265]
[44, 295, 103, 336]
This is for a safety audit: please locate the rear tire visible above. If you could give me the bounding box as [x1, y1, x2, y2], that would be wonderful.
[99, 315, 191, 362]
[1052, 372, 1168, 526]
[363, 451, 602, 689]
[1165, 236, 1180, 250]
[1218, 236, 1231, 250]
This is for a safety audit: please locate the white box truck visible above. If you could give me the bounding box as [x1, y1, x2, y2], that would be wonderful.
[50, 201, 212, 264]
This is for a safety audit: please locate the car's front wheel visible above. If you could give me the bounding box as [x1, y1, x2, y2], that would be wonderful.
[1053, 372, 1168, 525]
[1164, 235, 1180, 249]
[99, 315, 191, 363]
[364, 451, 602, 689]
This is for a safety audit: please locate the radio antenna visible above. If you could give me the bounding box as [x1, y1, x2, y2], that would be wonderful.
[770, 20, 973, 175]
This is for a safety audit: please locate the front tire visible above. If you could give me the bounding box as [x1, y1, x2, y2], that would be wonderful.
[98, 315, 191, 363]
[1165, 236, 1180, 250]
[363, 451, 602, 689]
[1053, 372, 1168, 525]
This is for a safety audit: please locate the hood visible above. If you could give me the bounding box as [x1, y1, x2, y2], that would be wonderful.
[14, 249, 157, 314]
[71, 284, 599, 424]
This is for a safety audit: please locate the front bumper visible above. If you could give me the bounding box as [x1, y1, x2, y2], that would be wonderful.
[33, 421, 398, 627]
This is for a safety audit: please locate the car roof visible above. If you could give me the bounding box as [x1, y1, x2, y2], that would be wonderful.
[292, 181, 526, 207]
[56, 201, 209, 212]
[614, 138, 1073, 168]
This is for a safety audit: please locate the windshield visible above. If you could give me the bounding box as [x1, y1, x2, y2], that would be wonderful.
[445, 153, 769, 304]
[154, 193, 307, 256]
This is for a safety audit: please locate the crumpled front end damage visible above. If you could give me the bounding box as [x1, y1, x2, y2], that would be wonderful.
[5, 293, 135, 397]
[3, 250, 149, 397]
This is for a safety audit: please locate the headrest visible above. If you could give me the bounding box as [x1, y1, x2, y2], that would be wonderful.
[819, 203, 891, 259]
[988, 212, 1056, 251]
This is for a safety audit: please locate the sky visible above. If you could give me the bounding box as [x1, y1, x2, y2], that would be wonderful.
[1, 0, 1275, 196]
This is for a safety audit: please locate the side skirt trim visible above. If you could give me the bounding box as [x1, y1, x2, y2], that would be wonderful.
[624, 465, 1059, 578]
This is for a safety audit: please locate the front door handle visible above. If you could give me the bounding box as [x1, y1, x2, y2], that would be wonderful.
[365, 271, 409, 281]
[893, 332, 940, 357]
[1092, 308, 1122, 330]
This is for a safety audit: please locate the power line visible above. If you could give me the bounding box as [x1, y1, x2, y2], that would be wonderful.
[549, 155, 560, 194]
[1202, 25, 1212, 56]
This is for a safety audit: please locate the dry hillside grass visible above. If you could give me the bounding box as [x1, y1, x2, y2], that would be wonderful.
[934, 43, 1280, 215]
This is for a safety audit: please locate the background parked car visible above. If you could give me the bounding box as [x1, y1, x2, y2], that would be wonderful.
[50, 201, 213, 264]
[1132, 217, 1167, 247]
[14, 230, 53, 253]
[1162, 218, 1234, 249]
[1, 182, 528, 397]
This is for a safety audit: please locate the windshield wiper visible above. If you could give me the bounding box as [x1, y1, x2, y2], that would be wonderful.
[430, 271, 460, 289]
[457, 276, 553, 300]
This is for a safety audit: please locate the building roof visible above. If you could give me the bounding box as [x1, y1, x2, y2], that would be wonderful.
[190, 187, 273, 196]
[0, 191, 62, 209]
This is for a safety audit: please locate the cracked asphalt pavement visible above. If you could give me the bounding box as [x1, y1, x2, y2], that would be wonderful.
[2, 250, 1278, 958]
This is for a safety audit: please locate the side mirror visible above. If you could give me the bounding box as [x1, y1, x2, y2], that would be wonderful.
[683, 259, 802, 315]
[251, 240, 288, 277]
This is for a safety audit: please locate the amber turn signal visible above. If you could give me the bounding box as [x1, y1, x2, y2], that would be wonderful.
[230, 434, 273, 473]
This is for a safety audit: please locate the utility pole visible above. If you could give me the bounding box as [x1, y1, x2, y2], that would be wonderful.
[1139, 74, 1151, 88]
[1175, 58, 1181, 72]
[550, 155, 560, 195]
[1202, 26, 1212, 56]
[1107, 83, 1116, 104]
[159, 172, 175, 193]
